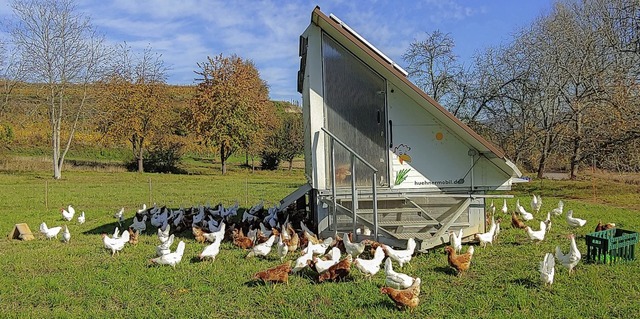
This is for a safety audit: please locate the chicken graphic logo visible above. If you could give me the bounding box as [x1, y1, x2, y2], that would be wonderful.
[393, 144, 412, 164]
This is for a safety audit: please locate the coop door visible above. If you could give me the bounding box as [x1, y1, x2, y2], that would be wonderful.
[321, 33, 388, 187]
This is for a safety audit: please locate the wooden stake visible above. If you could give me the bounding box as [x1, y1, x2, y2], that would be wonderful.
[149, 177, 152, 205]
[45, 180, 48, 210]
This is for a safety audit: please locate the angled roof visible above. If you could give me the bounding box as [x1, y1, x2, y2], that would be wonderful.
[310, 7, 521, 178]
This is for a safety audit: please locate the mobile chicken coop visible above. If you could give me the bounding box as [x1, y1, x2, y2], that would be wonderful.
[281, 7, 522, 251]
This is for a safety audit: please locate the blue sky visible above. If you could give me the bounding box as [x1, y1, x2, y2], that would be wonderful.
[1, 0, 554, 102]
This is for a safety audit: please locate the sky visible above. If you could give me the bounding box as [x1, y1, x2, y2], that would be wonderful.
[1, 0, 554, 103]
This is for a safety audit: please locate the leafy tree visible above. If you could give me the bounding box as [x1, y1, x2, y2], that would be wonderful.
[189, 54, 274, 174]
[279, 112, 304, 170]
[9, 0, 109, 179]
[99, 43, 169, 173]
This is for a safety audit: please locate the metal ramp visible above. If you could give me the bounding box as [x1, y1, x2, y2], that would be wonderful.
[317, 190, 485, 251]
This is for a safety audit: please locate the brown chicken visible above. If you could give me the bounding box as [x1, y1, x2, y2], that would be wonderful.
[594, 221, 616, 232]
[304, 230, 321, 245]
[288, 230, 299, 252]
[380, 277, 421, 311]
[127, 228, 139, 245]
[253, 261, 292, 284]
[192, 226, 207, 243]
[318, 255, 352, 283]
[511, 212, 526, 229]
[445, 245, 474, 277]
[232, 228, 254, 249]
[255, 229, 270, 244]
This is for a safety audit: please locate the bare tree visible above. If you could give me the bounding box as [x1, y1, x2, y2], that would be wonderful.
[403, 30, 465, 110]
[9, 0, 108, 179]
[0, 38, 28, 116]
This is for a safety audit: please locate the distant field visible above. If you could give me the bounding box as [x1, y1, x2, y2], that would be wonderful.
[0, 162, 639, 318]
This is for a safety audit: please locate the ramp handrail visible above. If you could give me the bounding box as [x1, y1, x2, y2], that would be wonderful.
[320, 127, 379, 240]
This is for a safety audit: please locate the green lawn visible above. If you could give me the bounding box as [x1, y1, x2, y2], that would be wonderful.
[1, 167, 639, 318]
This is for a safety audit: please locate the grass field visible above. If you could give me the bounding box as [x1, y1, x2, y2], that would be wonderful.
[1, 161, 639, 318]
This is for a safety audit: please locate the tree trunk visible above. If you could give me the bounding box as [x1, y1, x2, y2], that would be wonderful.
[288, 159, 293, 171]
[570, 112, 583, 180]
[220, 144, 227, 175]
[537, 130, 551, 179]
[138, 144, 144, 173]
[52, 116, 61, 180]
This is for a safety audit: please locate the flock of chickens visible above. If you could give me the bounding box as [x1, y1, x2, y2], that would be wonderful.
[468, 194, 615, 287]
[35, 194, 616, 311]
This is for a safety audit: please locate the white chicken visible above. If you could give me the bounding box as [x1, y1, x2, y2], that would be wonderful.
[530, 194, 542, 214]
[355, 225, 371, 236]
[150, 241, 185, 267]
[39, 222, 62, 240]
[525, 220, 547, 242]
[203, 222, 225, 243]
[555, 234, 581, 274]
[276, 233, 289, 261]
[77, 211, 85, 224]
[492, 217, 501, 242]
[114, 207, 124, 226]
[516, 199, 534, 221]
[551, 200, 564, 216]
[61, 205, 75, 221]
[102, 228, 130, 256]
[112, 226, 120, 239]
[501, 199, 508, 214]
[544, 212, 552, 232]
[292, 248, 314, 273]
[62, 225, 71, 243]
[354, 246, 385, 279]
[199, 236, 222, 261]
[384, 257, 415, 289]
[539, 252, 555, 286]
[449, 229, 463, 254]
[157, 224, 171, 244]
[156, 234, 175, 256]
[343, 232, 367, 258]
[566, 210, 587, 228]
[475, 222, 497, 248]
[382, 238, 416, 268]
[303, 239, 331, 256]
[246, 234, 276, 258]
[311, 247, 341, 273]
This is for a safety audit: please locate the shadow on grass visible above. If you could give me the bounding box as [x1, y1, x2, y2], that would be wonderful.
[510, 277, 538, 289]
[244, 279, 290, 288]
[433, 266, 456, 276]
[363, 299, 398, 311]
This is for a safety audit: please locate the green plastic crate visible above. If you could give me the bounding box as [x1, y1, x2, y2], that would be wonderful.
[585, 228, 638, 264]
